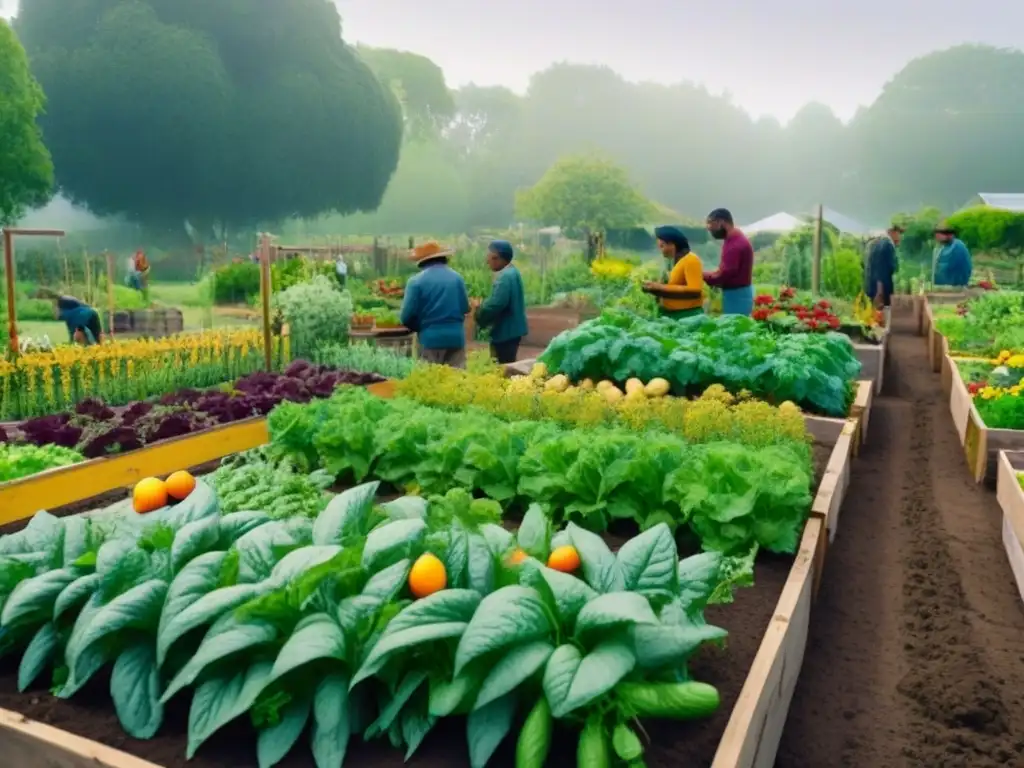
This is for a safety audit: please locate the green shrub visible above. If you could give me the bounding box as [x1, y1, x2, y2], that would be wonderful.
[946, 206, 1024, 253]
[275, 276, 352, 358]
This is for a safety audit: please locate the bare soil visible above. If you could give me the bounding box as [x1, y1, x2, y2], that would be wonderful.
[776, 310, 1024, 768]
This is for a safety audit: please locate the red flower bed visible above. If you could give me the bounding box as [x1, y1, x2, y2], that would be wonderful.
[751, 287, 842, 332]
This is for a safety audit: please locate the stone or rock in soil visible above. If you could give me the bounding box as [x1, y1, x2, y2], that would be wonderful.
[776, 310, 1024, 768]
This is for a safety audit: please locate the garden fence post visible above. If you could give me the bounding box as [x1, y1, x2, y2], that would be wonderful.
[811, 204, 823, 297]
[259, 233, 273, 371]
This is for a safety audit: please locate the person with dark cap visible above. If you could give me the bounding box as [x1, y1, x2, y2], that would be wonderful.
[865, 224, 903, 329]
[642, 226, 705, 318]
[703, 208, 754, 315]
[400, 241, 471, 367]
[933, 225, 972, 288]
[35, 289, 104, 345]
[475, 239, 528, 363]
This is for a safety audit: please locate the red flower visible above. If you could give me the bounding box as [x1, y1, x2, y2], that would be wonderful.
[827, 316, 841, 329]
[755, 295, 775, 305]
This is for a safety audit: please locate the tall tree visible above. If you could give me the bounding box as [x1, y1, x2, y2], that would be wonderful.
[0, 19, 53, 225]
[15, 0, 403, 236]
[516, 154, 653, 237]
[358, 46, 455, 140]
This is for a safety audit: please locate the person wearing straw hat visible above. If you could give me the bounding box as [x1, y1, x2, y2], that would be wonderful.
[475, 239, 528, 363]
[400, 241, 471, 367]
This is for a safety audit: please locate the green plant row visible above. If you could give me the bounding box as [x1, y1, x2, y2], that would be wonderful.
[539, 310, 862, 417]
[0, 478, 739, 767]
[267, 386, 813, 555]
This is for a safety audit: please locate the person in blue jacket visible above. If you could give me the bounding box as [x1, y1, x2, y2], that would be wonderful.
[933, 226, 973, 287]
[36, 289, 104, 345]
[865, 224, 903, 329]
[475, 240, 529, 364]
[400, 241, 471, 368]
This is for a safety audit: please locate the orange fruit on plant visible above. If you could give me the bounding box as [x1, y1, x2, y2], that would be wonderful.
[133, 477, 168, 514]
[506, 548, 528, 565]
[165, 470, 196, 501]
[547, 545, 581, 573]
[409, 553, 447, 598]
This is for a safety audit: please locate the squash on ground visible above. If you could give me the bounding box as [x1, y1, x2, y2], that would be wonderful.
[644, 378, 671, 397]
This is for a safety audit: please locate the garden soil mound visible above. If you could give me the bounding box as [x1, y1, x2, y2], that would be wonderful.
[777, 310, 1024, 768]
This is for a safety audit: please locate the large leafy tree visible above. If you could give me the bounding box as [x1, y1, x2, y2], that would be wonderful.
[14, 0, 403, 235]
[358, 46, 454, 140]
[515, 154, 654, 236]
[0, 18, 53, 225]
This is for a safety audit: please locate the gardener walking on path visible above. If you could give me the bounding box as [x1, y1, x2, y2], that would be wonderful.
[475, 239, 528, 364]
[642, 226, 705, 318]
[932, 226, 972, 287]
[400, 241, 471, 368]
[703, 208, 754, 315]
[866, 224, 903, 328]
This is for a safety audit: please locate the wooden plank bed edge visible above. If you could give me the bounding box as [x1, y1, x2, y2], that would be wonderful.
[0, 706, 163, 768]
[809, 421, 855, 545]
[711, 516, 823, 768]
[995, 452, 1024, 606]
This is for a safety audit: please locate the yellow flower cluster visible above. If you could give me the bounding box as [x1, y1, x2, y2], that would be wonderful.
[977, 382, 1024, 400]
[0, 329, 283, 420]
[589, 257, 635, 280]
[993, 350, 1024, 367]
[395, 363, 810, 447]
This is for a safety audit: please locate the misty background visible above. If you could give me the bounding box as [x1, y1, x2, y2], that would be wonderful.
[5, 0, 1024, 239]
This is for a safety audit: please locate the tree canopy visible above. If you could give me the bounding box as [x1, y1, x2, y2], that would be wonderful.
[315, 43, 1024, 234]
[357, 46, 455, 140]
[516, 154, 653, 236]
[14, 0, 403, 235]
[0, 19, 53, 226]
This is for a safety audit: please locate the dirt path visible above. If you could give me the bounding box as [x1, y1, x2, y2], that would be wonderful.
[776, 310, 1024, 767]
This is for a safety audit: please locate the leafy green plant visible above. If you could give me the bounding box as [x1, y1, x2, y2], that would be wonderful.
[313, 342, 417, 379]
[275, 276, 353, 359]
[0, 444, 84, 482]
[539, 310, 861, 417]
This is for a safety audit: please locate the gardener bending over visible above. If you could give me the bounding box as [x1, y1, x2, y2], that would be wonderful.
[476, 240, 528, 364]
[35, 289, 103, 345]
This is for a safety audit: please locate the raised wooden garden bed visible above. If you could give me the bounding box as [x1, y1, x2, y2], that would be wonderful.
[995, 451, 1024, 607]
[0, 395, 857, 768]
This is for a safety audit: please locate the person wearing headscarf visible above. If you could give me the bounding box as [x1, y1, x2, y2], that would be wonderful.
[400, 241, 471, 367]
[475, 239, 528, 363]
[703, 208, 754, 315]
[642, 226, 705, 318]
[932, 225, 972, 288]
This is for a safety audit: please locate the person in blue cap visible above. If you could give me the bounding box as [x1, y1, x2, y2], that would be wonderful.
[475, 239, 528, 364]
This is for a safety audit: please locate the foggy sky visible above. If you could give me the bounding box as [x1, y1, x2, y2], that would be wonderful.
[335, 0, 1023, 121]
[4, 0, 1023, 122]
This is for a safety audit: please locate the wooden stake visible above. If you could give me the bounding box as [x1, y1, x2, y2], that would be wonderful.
[3, 229, 16, 357]
[259, 233, 273, 370]
[105, 251, 115, 338]
[811, 204, 823, 297]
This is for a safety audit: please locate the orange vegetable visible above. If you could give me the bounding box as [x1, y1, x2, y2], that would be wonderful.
[409, 553, 447, 598]
[506, 548, 528, 565]
[133, 477, 168, 514]
[547, 545, 581, 573]
[165, 470, 196, 501]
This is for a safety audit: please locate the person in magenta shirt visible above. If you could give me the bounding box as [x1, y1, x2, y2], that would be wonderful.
[703, 208, 754, 315]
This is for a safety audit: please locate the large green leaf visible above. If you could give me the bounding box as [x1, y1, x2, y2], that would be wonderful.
[163, 619, 278, 703]
[61, 516, 91, 566]
[573, 592, 658, 639]
[382, 588, 481, 635]
[454, 586, 553, 676]
[546, 638, 636, 717]
[17, 621, 58, 692]
[311, 673, 351, 768]
[630, 620, 727, 669]
[615, 523, 678, 594]
[159, 551, 227, 644]
[110, 642, 163, 739]
[361, 558, 411, 602]
[2, 567, 78, 627]
[516, 504, 551, 561]
[467, 691, 518, 768]
[257, 694, 311, 768]
[187, 661, 274, 758]
[270, 545, 343, 586]
[380, 495, 428, 521]
[474, 639, 554, 710]
[465, 533, 495, 595]
[156, 582, 267, 666]
[361, 519, 426, 571]
[235, 521, 298, 583]
[65, 579, 167, 690]
[313, 481, 380, 546]
[520, 562, 598, 626]
[566, 524, 624, 593]
[218, 510, 272, 544]
[53, 573, 100, 622]
[268, 613, 347, 684]
[429, 669, 480, 717]
[170, 516, 221, 574]
[365, 670, 427, 739]
[351, 622, 468, 687]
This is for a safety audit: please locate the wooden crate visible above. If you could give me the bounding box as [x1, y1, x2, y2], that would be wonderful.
[0, 392, 856, 768]
[947, 356, 1024, 484]
[995, 452, 1024, 607]
[852, 337, 886, 395]
[522, 306, 584, 348]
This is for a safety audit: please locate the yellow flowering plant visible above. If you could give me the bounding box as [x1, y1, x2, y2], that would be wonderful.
[0, 328, 289, 419]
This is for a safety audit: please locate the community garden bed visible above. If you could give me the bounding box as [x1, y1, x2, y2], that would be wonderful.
[995, 451, 1024, 608]
[0, 375, 854, 768]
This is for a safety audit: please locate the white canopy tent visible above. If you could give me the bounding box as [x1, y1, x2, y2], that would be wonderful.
[975, 193, 1024, 212]
[742, 212, 804, 233]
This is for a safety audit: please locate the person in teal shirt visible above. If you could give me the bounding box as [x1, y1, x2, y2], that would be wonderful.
[36, 290, 103, 345]
[400, 241, 471, 367]
[933, 226, 972, 287]
[475, 240, 528, 363]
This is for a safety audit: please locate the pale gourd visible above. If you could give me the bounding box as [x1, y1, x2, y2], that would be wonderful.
[544, 374, 570, 392]
[530, 362, 548, 379]
[778, 400, 800, 414]
[579, 378, 595, 390]
[644, 378, 671, 397]
[625, 378, 646, 396]
[596, 380, 614, 392]
[603, 385, 624, 403]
